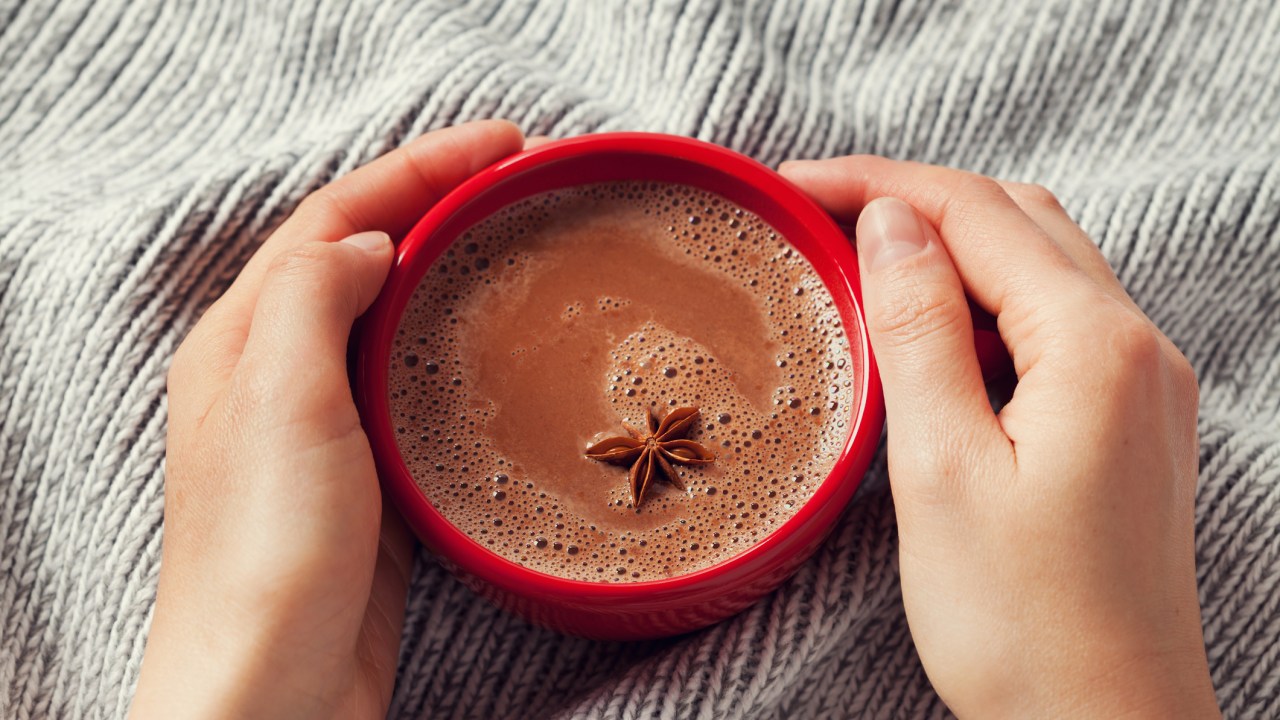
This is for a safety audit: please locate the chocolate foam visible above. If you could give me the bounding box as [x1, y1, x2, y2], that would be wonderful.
[389, 182, 859, 582]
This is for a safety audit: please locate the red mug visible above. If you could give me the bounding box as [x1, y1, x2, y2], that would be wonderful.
[355, 133, 999, 640]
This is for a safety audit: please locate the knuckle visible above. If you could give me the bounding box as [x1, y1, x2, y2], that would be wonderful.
[230, 363, 277, 410]
[1107, 316, 1164, 369]
[266, 242, 340, 285]
[295, 186, 343, 224]
[965, 174, 1007, 199]
[297, 184, 364, 232]
[890, 435, 983, 505]
[907, 447, 964, 487]
[869, 277, 965, 349]
[940, 175, 1015, 237]
[263, 242, 362, 322]
[1164, 343, 1200, 399]
[958, 175, 1011, 208]
[220, 360, 289, 425]
[1009, 182, 1063, 211]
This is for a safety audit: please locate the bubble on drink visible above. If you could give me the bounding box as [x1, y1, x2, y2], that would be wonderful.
[389, 182, 858, 582]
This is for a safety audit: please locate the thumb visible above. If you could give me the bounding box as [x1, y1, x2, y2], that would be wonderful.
[236, 231, 393, 416]
[856, 198, 1001, 489]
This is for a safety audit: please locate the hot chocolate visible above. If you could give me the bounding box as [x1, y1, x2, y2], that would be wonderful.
[389, 181, 858, 582]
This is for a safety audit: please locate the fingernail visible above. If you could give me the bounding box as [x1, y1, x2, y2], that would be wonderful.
[858, 198, 928, 272]
[341, 230, 390, 252]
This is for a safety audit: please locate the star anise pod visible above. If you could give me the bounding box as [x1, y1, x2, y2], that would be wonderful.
[584, 406, 716, 508]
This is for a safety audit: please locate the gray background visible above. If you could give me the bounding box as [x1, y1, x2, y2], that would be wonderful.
[2, 1, 1278, 717]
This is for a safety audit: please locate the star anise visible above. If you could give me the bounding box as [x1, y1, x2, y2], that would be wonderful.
[584, 406, 716, 508]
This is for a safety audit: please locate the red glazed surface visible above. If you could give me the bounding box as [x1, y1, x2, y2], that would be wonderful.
[355, 133, 887, 640]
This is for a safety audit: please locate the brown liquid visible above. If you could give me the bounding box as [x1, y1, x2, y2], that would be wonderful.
[389, 182, 857, 582]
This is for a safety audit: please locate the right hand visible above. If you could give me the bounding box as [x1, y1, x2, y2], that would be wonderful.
[780, 157, 1219, 719]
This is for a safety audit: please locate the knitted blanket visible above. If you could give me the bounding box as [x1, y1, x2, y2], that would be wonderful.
[2, 1, 1278, 717]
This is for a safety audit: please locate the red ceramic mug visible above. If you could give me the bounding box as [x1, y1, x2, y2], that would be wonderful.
[355, 133, 1000, 640]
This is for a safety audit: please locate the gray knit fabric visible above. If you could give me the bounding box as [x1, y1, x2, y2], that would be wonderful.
[2, 1, 1278, 718]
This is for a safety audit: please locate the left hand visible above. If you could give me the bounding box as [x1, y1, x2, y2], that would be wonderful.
[130, 120, 526, 719]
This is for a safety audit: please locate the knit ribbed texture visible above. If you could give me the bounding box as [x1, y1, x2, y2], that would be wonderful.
[1, 1, 1278, 718]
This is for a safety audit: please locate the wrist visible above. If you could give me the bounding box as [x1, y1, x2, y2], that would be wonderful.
[131, 597, 352, 720]
[957, 647, 1220, 720]
[1067, 653, 1219, 720]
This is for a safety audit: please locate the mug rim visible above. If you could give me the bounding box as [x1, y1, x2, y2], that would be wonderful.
[355, 132, 884, 601]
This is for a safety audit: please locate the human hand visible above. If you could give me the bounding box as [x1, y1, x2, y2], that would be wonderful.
[130, 121, 526, 719]
[780, 158, 1219, 718]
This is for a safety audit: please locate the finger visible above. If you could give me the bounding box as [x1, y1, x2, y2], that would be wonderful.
[230, 231, 393, 433]
[228, 119, 524, 312]
[995, 180, 1135, 308]
[993, 181, 1187, 417]
[524, 135, 554, 149]
[779, 156, 1086, 322]
[856, 197, 1007, 491]
[172, 121, 523, 431]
